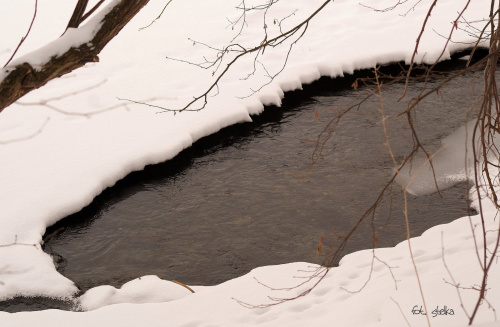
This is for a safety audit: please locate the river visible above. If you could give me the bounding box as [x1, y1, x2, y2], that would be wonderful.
[2, 58, 483, 311]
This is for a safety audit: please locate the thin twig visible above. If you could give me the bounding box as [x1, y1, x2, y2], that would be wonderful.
[3, 0, 38, 68]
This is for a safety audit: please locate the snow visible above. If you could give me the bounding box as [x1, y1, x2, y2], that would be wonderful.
[0, 0, 499, 326]
[78, 275, 193, 311]
[398, 121, 477, 195]
[2, 0, 118, 72]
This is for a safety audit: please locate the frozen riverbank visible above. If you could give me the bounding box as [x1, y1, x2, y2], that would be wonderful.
[1, 0, 499, 326]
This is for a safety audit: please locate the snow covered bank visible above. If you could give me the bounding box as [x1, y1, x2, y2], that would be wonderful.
[1, 192, 499, 326]
[0, 0, 499, 326]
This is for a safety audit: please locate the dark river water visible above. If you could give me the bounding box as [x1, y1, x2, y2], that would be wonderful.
[1, 58, 484, 312]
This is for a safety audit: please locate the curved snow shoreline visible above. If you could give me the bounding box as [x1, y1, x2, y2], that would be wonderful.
[2, 195, 499, 326]
[1, 0, 499, 325]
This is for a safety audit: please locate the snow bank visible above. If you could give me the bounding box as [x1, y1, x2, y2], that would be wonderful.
[78, 275, 193, 311]
[0, 0, 498, 326]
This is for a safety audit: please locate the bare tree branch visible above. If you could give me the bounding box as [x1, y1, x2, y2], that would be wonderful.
[3, 0, 38, 68]
[139, 0, 174, 30]
[81, 0, 107, 24]
[0, 0, 150, 114]
[138, 0, 333, 114]
[66, 0, 89, 29]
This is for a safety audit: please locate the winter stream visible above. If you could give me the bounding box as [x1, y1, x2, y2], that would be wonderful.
[2, 60, 483, 311]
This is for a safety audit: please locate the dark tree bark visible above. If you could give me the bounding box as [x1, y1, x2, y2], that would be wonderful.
[0, 0, 150, 113]
[66, 0, 89, 29]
